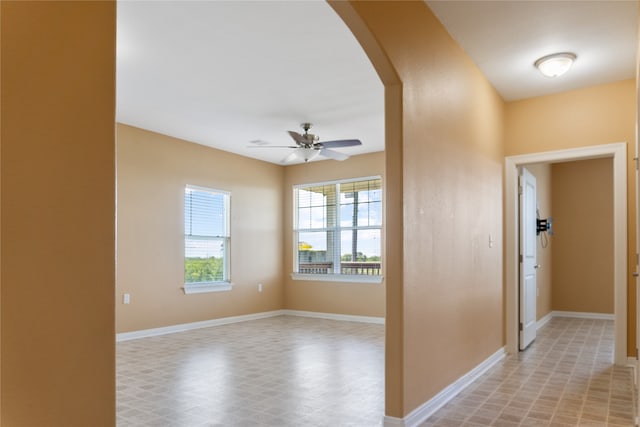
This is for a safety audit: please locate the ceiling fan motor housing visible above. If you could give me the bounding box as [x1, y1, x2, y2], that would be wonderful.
[300, 123, 319, 146]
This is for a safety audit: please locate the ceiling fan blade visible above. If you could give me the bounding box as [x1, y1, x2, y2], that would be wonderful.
[247, 145, 298, 149]
[319, 148, 349, 161]
[288, 131, 307, 145]
[319, 139, 362, 148]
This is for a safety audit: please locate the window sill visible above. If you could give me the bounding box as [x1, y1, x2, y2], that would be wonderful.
[183, 282, 233, 294]
[291, 273, 383, 284]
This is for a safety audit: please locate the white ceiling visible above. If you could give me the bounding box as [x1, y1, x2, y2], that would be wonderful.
[116, 1, 384, 165]
[116, 1, 637, 165]
[427, 0, 638, 102]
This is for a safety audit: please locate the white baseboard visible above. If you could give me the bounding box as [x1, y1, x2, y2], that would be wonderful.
[282, 309, 385, 324]
[116, 310, 285, 342]
[117, 309, 384, 342]
[536, 311, 615, 333]
[627, 357, 637, 387]
[383, 416, 403, 427]
[552, 310, 614, 320]
[536, 312, 553, 330]
[384, 347, 506, 427]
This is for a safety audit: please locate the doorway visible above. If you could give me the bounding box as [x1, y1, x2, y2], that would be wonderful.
[505, 142, 627, 365]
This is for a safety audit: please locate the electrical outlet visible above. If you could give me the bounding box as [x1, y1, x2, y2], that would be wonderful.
[123, 293, 131, 304]
[258, 283, 263, 292]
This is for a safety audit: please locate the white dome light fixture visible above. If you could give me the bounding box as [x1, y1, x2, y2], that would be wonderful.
[299, 147, 320, 162]
[534, 52, 577, 78]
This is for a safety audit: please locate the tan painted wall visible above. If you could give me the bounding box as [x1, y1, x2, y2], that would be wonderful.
[334, 1, 505, 416]
[116, 124, 284, 332]
[1, 2, 116, 425]
[551, 159, 614, 314]
[282, 152, 385, 317]
[524, 164, 553, 320]
[504, 79, 636, 353]
[328, 1, 405, 414]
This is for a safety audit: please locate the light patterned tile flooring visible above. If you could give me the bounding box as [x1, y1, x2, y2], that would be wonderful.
[422, 317, 635, 427]
[117, 315, 635, 427]
[117, 316, 385, 426]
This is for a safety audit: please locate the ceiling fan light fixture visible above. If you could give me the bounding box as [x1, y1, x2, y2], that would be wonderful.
[534, 52, 576, 78]
[300, 147, 320, 162]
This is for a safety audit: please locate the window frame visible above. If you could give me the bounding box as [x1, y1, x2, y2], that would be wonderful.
[183, 184, 232, 294]
[292, 176, 383, 284]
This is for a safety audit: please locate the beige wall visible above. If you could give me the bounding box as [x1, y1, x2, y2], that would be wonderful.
[551, 158, 614, 314]
[504, 79, 636, 353]
[524, 164, 553, 320]
[282, 152, 385, 317]
[334, 1, 505, 417]
[1, 2, 116, 425]
[1, 2, 635, 425]
[116, 124, 285, 332]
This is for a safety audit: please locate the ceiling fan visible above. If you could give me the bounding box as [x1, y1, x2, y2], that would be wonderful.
[253, 123, 362, 163]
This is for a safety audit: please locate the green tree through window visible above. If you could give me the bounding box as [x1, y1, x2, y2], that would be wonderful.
[184, 185, 230, 284]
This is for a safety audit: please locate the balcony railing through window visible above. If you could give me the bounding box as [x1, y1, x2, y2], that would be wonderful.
[298, 262, 381, 275]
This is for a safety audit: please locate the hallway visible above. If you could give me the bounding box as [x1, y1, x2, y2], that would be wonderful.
[422, 317, 635, 426]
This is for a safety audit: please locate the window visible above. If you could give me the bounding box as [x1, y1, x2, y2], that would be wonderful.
[184, 185, 231, 294]
[293, 177, 382, 282]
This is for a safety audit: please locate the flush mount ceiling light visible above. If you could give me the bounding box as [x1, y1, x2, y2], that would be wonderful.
[534, 52, 577, 78]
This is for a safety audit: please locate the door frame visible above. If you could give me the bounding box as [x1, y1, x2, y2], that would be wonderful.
[505, 142, 627, 365]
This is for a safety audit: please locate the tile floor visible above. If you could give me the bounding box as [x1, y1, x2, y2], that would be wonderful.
[118, 315, 635, 427]
[422, 317, 635, 427]
[117, 316, 384, 426]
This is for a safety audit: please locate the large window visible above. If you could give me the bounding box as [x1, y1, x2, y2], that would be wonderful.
[294, 177, 382, 282]
[184, 185, 231, 294]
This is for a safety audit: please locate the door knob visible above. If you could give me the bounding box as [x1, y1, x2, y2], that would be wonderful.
[534, 264, 540, 269]
[633, 272, 639, 277]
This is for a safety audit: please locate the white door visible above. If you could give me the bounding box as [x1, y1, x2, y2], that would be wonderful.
[519, 167, 537, 350]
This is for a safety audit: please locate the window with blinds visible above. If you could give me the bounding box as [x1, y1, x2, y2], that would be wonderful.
[184, 185, 230, 292]
[294, 177, 382, 279]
